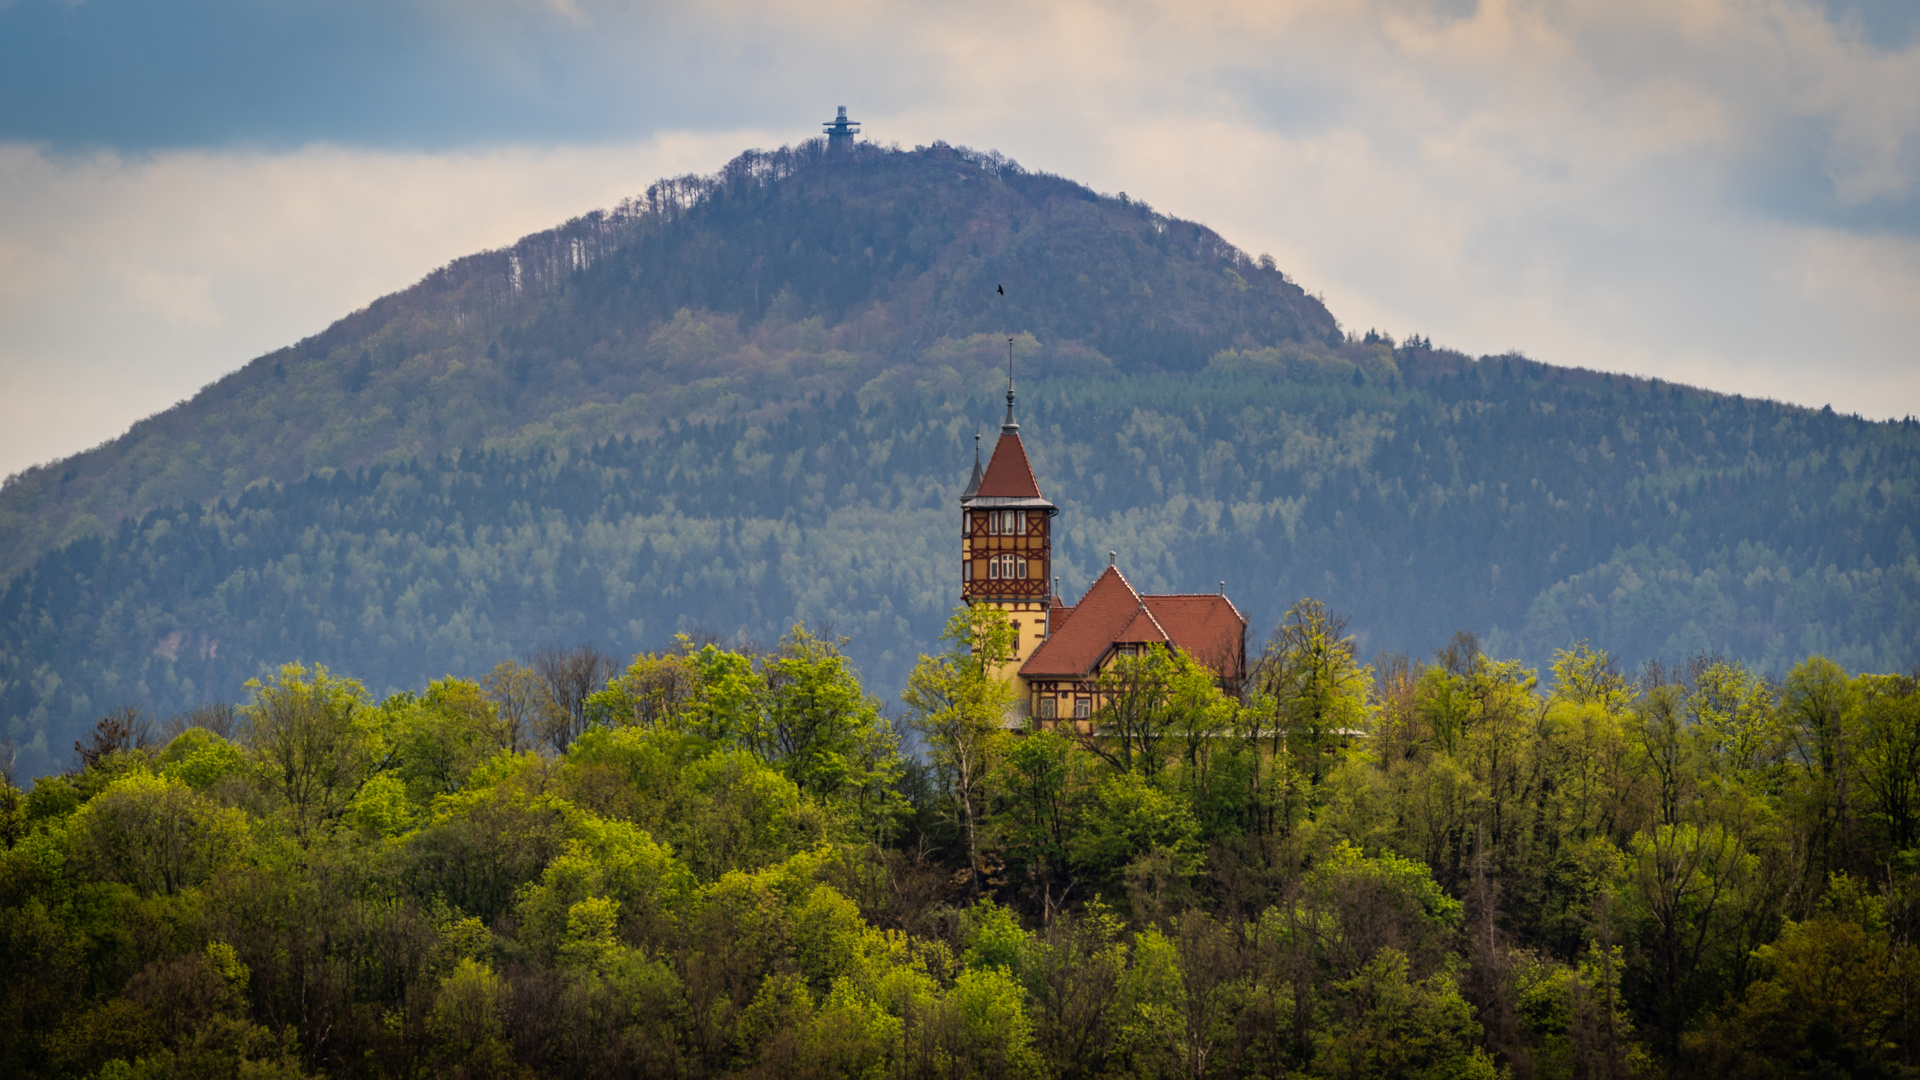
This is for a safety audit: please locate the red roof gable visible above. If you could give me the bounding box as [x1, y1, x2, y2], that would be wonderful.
[1022, 573, 1248, 680]
[1021, 566, 1141, 676]
[1143, 594, 1248, 675]
[976, 430, 1043, 499]
[1114, 605, 1169, 644]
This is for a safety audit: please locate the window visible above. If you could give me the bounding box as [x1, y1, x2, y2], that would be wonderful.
[987, 557, 999, 580]
[1074, 697, 1091, 719]
[1017, 510, 1028, 534]
[1016, 556, 1027, 579]
[1039, 696, 1056, 719]
[964, 561, 972, 581]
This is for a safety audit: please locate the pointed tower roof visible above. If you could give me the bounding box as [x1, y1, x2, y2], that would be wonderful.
[977, 430, 1043, 498]
[964, 364, 1053, 508]
[961, 434, 983, 499]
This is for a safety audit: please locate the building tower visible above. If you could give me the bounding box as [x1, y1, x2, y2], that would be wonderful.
[959, 350, 1249, 729]
[823, 106, 860, 153]
[959, 357, 1057, 682]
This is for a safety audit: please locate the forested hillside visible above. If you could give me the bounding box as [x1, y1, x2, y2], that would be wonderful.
[0, 140, 1333, 584]
[0, 138, 1916, 779]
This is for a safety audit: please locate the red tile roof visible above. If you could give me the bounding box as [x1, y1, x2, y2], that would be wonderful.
[1049, 595, 1074, 635]
[1114, 605, 1169, 644]
[976, 430, 1044, 498]
[1022, 566, 1141, 676]
[1143, 594, 1248, 676]
[1021, 568, 1247, 679]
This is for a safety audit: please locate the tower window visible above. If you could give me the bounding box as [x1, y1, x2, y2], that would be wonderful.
[1018, 510, 1028, 534]
[964, 561, 972, 581]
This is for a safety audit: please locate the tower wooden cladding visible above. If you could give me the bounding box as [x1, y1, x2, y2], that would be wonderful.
[959, 381, 1057, 672]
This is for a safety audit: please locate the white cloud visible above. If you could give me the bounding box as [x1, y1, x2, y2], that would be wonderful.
[0, 132, 770, 477]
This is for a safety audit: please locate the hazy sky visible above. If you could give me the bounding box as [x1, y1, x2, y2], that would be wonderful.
[3, 0, 1917, 479]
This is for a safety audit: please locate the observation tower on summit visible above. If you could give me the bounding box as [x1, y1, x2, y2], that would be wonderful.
[823, 106, 860, 153]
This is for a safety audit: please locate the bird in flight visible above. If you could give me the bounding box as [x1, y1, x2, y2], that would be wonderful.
[996, 284, 1004, 295]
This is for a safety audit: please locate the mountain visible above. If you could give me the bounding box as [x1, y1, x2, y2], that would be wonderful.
[2, 139, 1917, 777]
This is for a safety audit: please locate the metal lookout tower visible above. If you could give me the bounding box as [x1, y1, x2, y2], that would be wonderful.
[823, 106, 860, 153]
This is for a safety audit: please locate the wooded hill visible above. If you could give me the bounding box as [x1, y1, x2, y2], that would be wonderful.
[1, 139, 1916, 779]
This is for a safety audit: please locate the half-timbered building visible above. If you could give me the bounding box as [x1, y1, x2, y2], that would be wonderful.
[960, 382, 1247, 728]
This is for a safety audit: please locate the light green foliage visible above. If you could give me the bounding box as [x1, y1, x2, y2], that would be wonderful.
[154, 728, 246, 791]
[1070, 770, 1202, 889]
[512, 815, 693, 961]
[791, 884, 865, 989]
[928, 965, 1046, 1080]
[584, 648, 700, 731]
[428, 958, 513, 1077]
[684, 645, 763, 745]
[904, 605, 1019, 895]
[1684, 658, 1784, 785]
[960, 899, 1034, 976]
[992, 728, 1080, 892]
[342, 772, 412, 836]
[1314, 949, 1502, 1080]
[1258, 599, 1372, 785]
[757, 627, 902, 834]
[1853, 672, 1920, 849]
[386, 676, 511, 803]
[243, 662, 379, 842]
[12, 622, 1920, 1079]
[1085, 646, 1235, 778]
[1295, 843, 1464, 979]
[676, 749, 819, 878]
[1514, 945, 1647, 1080]
[66, 773, 247, 896]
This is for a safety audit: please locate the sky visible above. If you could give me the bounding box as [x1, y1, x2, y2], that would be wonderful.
[2, 0, 1917, 480]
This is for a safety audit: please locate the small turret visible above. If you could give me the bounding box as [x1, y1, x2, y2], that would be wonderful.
[962, 434, 983, 499]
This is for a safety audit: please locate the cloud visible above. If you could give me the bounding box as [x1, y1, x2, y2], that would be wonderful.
[0, 0, 1916, 477]
[0, 133, 768, 477]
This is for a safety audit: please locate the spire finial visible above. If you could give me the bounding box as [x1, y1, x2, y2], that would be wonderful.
[1108, 550, 1116, 566]
[1003, 336, 1018, 431]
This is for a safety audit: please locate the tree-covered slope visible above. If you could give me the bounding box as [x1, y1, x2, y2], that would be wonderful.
[0, 141, 1333, 584]
[1, 139, 1916, 778]
[4, 355, 1916, 778]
